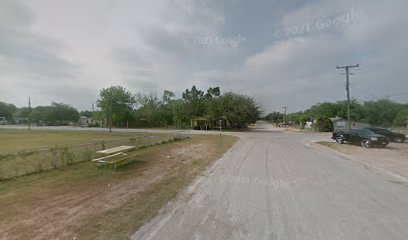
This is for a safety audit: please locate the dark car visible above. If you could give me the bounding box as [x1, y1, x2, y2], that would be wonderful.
[332, 129, 389, 148]
[363, 127, 406, 143]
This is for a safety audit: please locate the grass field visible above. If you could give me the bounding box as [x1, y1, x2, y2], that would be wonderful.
[0, 129, 177, 179]
[0, 133, 238, 239]
[0, 129, 164, 154]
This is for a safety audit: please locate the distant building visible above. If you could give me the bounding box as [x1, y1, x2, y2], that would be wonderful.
[79, 116, 100, 127]
[0, 117, 7, 125]
[330, 117, 371, 131]
[14, 117, 28, 124]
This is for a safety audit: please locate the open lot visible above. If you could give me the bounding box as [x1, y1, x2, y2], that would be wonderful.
[317, 141, 408, 180]
[0, 134, 237, 240]
[0, 129, 163, 154]
[0, 129, 178, 179]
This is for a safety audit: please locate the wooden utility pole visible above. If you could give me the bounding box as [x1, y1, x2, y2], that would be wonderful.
[108, 95, 113, 133]
[28, 97, 31, 130]
[336, 64, 359, 131]
[282, 106, 287, 123]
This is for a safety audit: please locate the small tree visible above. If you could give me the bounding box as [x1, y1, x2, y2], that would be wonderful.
[0, 102, 17, 122]
[97, 86, 136, 132]
[393, 108, 408, 127]
[316, 116, 333, 132]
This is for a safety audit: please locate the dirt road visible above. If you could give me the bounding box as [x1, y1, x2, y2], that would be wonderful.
[132, 121, 408, 240]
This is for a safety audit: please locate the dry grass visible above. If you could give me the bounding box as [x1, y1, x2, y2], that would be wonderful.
[316, 141, 345, 151]
[0, 129, 162, 154]
[0, 134, 238, 240]
[0, 130, 174, 179]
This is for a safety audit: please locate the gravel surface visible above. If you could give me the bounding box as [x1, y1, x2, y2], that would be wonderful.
[132, 121, 408, 240]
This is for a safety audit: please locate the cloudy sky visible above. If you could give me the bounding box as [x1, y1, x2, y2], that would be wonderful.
[1, 0, 407, 113]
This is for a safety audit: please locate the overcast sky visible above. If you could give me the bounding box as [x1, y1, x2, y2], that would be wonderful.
[1, 0, 407, 113]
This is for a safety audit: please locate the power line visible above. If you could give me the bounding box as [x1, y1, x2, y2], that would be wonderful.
[336, 64, 359, 131]
[350, 84, 381, 100]
[388, 92, 408, 97]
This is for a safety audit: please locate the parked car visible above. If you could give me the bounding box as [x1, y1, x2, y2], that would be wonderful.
[332, 128, 389, 148]
[278, 122, 289, 127]
[363, 127, 406, 143]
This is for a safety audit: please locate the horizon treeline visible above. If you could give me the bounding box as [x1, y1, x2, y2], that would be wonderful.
[265, 99, 408, 129]
[0, 85, 261, 129]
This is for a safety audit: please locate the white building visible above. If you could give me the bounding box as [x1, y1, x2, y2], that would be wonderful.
[330, 117, 371, 132]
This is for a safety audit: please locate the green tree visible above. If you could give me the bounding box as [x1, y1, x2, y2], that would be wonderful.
[80, 110, 93, 118]
[264, 112, 284, 124]
[136, 92, 161, 127]
[161, 90, 175, 104]
[30, 103, 79, 125]
[316, 115, 333, 132]
[158, 90, 176, 127]
[393, 107, 408, 127]
[216, 92, 261, 127]
[360, 99, 402, 127]
[0, 102, 17, 122]
[182, 85, 205, 121]
[205, 87, 221, 99]
[171, 99, 188, 128]
[97, 86, 136, 131]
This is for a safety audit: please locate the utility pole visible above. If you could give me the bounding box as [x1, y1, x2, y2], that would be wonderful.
[336, 64, 359, 131]
[109, 101, 112, 133]
[28, 97, 31, 130]
[282, 106, 287, 123]
[108, 94, 113, 133]
[219, 119, 222, 135]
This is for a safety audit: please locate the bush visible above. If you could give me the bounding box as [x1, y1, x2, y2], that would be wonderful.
[316, 116, 333, 132]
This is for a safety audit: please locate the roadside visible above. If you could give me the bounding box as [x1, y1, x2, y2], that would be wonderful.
[316, 141, 408, 181]
[132, 122, 408, 240]
[0, 135, 237, 240]
[0, 129, 164, 153]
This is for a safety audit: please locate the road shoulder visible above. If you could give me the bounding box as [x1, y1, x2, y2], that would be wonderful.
[313, 141, 408, 183]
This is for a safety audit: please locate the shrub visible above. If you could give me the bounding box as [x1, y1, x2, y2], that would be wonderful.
[316, 116, 333, 132]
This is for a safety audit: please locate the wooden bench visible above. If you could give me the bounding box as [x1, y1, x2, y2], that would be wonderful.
[92, 145, 136, 170]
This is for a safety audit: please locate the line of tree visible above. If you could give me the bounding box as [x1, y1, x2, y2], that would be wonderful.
[96, 85, 261, 129]
[0, 101, 80, 126]
[0, 85, 261, 129]
[264, 99, 408, 131]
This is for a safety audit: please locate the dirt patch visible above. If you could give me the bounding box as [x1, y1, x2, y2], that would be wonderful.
[0, 135, 238, 240]
[317, 141, 408, 179]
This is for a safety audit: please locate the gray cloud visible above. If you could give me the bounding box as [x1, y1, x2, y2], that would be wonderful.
[0, 1, 79, 78]
[0, 0, 407, 113]
[195, 0, 408, 113]
[0, 0, 82, 107]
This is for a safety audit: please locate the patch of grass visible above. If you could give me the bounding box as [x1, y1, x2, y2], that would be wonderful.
[0, 129, 163, 154]
[316, 141, 340, 149]
[316, 141, 357, 152]
[0, 130, 181, 179]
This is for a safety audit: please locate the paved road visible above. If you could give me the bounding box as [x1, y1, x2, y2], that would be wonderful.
[132, 121, 408, 240]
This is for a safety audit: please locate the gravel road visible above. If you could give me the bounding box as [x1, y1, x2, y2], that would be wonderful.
[132, 121, 408, 240]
